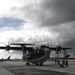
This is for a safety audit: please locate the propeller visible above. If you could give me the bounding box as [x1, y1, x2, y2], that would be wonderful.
[56, 43, 61, 47]
[55, 43, 62, 54]
[55, 43, 61, 49]
[3, 42, 10, 51]
[6, 44, 10, 51]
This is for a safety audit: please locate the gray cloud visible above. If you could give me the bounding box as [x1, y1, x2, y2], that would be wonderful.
[63, 38, 75, 55]
[9, 37, 25, 43]
[38, 0, 75, 26]
[17, 0, 75, 27]
[1, 0, 75, 57]
[11, 0, 75, 48]
[36, 0, 75, 54]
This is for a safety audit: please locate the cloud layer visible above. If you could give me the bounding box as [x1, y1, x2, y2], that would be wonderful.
[0, 0, 75, 58]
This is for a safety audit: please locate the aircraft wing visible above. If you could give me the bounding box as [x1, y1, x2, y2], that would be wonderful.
[50, 47, 71, 49]
[10, 43, 35, 45]
[47, 47, 72, 50]
[0, 46, 6, 49]
[0, 46, 33, 51]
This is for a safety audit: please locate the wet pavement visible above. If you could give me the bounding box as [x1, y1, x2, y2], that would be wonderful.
[1, 65, 69, 75]
[0, 61, 74, 75]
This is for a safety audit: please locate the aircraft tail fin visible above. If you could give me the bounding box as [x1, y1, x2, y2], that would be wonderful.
[7, 56, 11, 60]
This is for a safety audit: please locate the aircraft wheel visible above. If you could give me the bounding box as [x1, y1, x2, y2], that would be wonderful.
[36, 63, 39, 66]
[40, 63, 43, 66]
[26, 63, 30, 66]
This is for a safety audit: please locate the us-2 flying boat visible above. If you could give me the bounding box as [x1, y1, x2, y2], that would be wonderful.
[0, 42, 72, 66]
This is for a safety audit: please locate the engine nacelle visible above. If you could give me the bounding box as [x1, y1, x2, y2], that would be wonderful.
[6, 45, 10, 51]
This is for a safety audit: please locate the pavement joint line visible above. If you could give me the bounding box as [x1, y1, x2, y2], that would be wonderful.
[0, 67, 14, 75]
[33, 66, 75, 75]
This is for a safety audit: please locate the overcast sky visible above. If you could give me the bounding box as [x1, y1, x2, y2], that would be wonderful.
[0, 0, 75, 58]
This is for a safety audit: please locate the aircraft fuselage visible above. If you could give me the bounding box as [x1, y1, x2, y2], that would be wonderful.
[22, 47, 51, 65]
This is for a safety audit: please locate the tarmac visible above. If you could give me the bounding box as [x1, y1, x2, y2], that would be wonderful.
[0, 67, 14, 75]
[0, 60, 75, 75]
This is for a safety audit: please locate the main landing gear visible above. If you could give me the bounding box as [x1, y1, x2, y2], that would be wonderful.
[36, 63, 43, 66]
[26, 62, 30, 66]
[40, 63, 43, 66]
[26, 62, 43, 66]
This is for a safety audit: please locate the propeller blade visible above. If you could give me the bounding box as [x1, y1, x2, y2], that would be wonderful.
[2, 42, 10, 51]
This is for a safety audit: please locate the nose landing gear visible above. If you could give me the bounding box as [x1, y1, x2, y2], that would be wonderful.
[26, 62, 30, 66]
